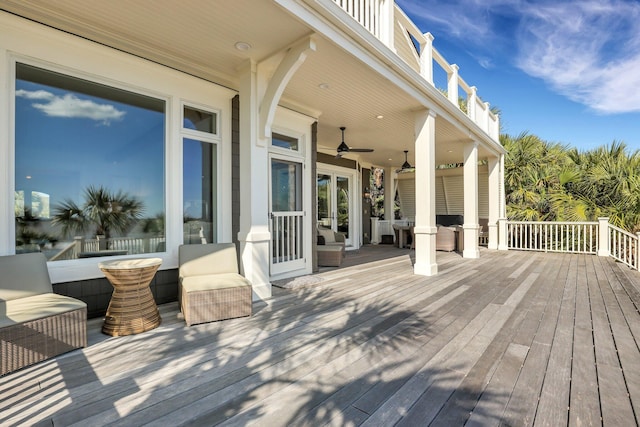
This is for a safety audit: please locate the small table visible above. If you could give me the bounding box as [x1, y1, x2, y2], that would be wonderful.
[393, 225, 414, 249]
[99, 257, 162, 336]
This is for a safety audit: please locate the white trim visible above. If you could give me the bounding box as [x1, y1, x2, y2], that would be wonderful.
[316, 163, 360, 249]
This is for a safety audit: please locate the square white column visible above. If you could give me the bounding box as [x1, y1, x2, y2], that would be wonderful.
[463, 141, 480, 259]
[413, 109, 438, 276]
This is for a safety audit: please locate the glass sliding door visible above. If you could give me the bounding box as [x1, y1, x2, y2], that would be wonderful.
[336, 176, 350, 240]
[317, 170, 354, 246]
[317, 174, 332, 229]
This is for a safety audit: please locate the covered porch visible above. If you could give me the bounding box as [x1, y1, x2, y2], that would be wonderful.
[3, 248, 640, 426]
[0, 0, 505, 307]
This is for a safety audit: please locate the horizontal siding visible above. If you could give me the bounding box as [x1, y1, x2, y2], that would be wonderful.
[399, 173, 489, 219]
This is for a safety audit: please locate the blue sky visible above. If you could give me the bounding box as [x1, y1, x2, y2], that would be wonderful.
[396, 0, 640, 152]
[15, 77, 165, 218]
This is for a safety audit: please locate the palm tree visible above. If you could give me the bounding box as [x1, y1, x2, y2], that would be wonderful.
[52, 185, 144, 241]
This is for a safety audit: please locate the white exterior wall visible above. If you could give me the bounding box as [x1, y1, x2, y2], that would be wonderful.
[0, 14, 236, 283]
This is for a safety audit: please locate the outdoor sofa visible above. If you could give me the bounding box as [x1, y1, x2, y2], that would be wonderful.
[0, 252, 87, 376]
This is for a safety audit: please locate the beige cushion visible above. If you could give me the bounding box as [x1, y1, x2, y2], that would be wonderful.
[316, 245, 343, 253]
[181, 273, 252, 292]
[179, 243, 239, 278]
[318, 228, 336, 244]
[0, 253, 53, 301]
[0, 293, 87, 328]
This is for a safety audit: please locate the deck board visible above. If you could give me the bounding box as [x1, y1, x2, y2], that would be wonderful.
[2, 249, 640, 426]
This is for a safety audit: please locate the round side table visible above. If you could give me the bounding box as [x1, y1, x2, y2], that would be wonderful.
[98, 257, 163, 336]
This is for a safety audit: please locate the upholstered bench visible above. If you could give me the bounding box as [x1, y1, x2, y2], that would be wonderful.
[0, 253, 87, 376]
[178, 243, 252, 326]
[317, 245, 344, 267]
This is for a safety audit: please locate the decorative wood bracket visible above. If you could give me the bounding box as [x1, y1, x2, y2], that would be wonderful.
[259, 36, 316, 139]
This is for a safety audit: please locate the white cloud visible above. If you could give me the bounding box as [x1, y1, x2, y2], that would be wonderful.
[16, 90, 126, 123]
[514, 0, 640, 114]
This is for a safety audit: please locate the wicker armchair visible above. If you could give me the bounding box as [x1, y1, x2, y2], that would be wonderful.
[0, 253, 86, 376]
[436, 226, 457, 251]
[178, 243, 252, 326]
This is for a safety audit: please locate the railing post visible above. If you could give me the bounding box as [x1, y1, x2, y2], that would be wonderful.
[498, 218, 508, 250]
[447, 64, 459, 106]
[74, 236, 84, 258]
[636, 232, 640, 270]
[420, 32, 434, 85]
[380, 0, 395, 50]
[468, 86, 477, 122]
[597, 217, 610, 257]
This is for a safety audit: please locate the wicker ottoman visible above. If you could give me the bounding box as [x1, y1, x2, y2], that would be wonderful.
[181, 275, 252, 326]
[317, 245, 343, 267]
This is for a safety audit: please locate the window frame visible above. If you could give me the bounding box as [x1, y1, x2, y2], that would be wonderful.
[180, 102, 223, 244]
[1, 18, 236, 284]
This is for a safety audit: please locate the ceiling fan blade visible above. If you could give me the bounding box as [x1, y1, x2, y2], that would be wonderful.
[348, 148, 374, 152]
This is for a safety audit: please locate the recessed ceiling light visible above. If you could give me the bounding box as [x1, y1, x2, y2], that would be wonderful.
[318, 83, 330, 89]
[235, 41, 251, 51]
[376, 115, 384, 119]
[388, 158, 393, 161]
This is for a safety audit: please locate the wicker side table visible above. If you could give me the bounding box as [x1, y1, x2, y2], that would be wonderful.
[98, 258, 162, 336]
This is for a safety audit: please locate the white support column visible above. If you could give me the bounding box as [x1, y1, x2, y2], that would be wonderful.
[420, 32, 434, 85]
[238, 60, 271, 301]
[500, 152, 506, 218]
[487, 155, 500, 250]
[237, 36, 315, 301]
[598, 217, 610, 257]
[463, 141, 480, 259]
[384, 166, 395, 224]
[414, 109, 438, 276]
[447, 64, 459, 106]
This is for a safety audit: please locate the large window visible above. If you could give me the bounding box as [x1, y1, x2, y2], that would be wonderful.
[182, 106, 218, 244]
[14, 63, 166, 260]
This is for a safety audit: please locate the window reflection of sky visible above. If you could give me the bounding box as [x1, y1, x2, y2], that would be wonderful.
[15, 79, 165, 217]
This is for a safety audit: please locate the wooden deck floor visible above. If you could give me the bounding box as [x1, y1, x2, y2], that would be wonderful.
[3, 249, 640, 426]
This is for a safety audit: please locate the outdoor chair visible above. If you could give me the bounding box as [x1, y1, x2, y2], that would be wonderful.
[436, 225, 457, 251]
[316, 226, 345, 266]
[178, 243, 252, 326]
[0, 252, 87, 376]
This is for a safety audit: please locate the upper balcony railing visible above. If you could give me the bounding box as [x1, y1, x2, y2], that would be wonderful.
[332, 0, 500, 141]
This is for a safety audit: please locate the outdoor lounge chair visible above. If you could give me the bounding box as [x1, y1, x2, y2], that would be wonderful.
[178, 243, 252, 326]
[0, 252, 87, 376]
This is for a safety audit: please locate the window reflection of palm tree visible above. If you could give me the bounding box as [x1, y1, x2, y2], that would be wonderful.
[52, 185, 144, 246]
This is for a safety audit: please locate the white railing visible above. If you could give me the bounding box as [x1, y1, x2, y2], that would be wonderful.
[506, 221, 598, 254]
[608, 224, 639, 270]
[333, 0, 382, 38]
[271, 211, 304, 264]
[500, 218, 640, 271]
[47, 235, 166, 261]
[331, 0, 500, 141]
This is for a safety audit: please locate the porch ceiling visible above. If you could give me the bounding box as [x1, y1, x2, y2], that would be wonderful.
[0, 0, 496, 169]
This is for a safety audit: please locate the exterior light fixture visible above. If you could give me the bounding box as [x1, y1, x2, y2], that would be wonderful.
[234, 41, 251, 51]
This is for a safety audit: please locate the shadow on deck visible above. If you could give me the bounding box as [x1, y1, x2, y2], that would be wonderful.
[2, 249, 640, 426]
